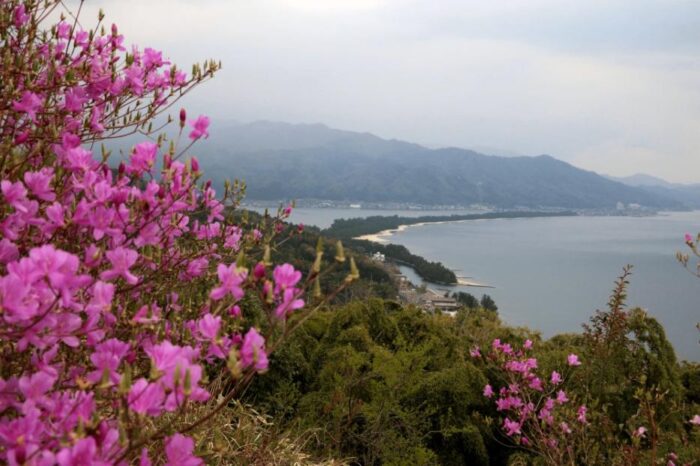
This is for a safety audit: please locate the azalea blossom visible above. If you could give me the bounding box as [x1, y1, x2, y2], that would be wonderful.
[577, 405, 588, 424]
[12, 91, 43, 122]
[100, 247, 139, 284]
[567, 353, 581, 366]
[128, 379, 165, 416]
[188, 115, 210, 140]
[165, 434, 203, 466]
[273, 263, 302, 293]
[210, 263, 247, 301]
[240, 327, 269, 373]
[550, 370, 562, 385]
[503, 418, 522, 436]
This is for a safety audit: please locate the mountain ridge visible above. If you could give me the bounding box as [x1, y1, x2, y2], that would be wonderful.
[191, 120, 689, 209]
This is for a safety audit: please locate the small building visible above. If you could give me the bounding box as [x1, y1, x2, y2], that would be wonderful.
[371, 252, 386, 262]
[419, 289, 460, 313]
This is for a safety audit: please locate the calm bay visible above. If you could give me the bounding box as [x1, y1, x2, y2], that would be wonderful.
[285, 208, 700, 361]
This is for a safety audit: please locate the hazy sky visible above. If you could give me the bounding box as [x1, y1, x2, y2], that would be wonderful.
[75, 0, 700, 182]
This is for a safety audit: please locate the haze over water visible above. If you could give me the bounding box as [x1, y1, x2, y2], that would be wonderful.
[290, 208, 700, 361]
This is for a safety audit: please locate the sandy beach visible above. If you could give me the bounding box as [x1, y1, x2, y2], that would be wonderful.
[355, 221, 494, 288]
[456, 277, 494, 288]
[354, 221, 457, 243]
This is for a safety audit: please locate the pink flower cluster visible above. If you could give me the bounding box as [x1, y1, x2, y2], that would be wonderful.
[0, 2, 304, 463]
[472, 340, 588, 457]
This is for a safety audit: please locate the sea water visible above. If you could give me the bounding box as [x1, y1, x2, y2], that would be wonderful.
[287, 208, 700, 361]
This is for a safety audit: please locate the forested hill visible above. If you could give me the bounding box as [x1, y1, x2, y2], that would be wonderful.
[190, 121, 686, 209]
[323, 211, 576, 239]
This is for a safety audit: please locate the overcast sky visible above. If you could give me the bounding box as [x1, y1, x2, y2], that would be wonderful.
[75, 0, 700, 182]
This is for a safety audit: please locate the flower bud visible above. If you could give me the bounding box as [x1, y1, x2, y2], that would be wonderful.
[173, 365, 182, 389]
[183, 369, 192, 396]
[335, 241, 346, 263]
[313, 278, 322, 298]
[349, 256, 360, 279]
[98, 367, 112, 389]
[253, 262, 266, 280]
[312, 252, 323, 274]
[179, 108, 186, 128]
[263, 245, 272, 266]
[118, 365, 132, 394]
[227, 349, 242, 379]
[191, 157, 199, 172]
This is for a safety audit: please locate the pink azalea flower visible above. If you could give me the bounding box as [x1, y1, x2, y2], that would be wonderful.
[483, 384, 494, 398]
[63, 86, 88, 112]
[685, 233, 694, 244]
[197, 313, 221, 341]
[633, 426, 647, 438]
[555, 389, 569, 405]
[183, 257, 208, 280]
[0, 239, 19, 264]
[469, 346, 481, 358]
[12, 91, 43, 122]
[567, 353, 581, 366]
[274, 288, 305, 319]
[56, 21, 71, 39]
[132, 304, 162, 324]
[503, 418, 521, 436]
[240, 327, 268, 373]
[551, 371, 562, 385]
[144, 342, 209, 410]
[528, 377, 543, 391]
[74, 29, 89, 47]
[13, 4, 29, 27]
[577, 405, 588, 424]
[560, 422, 572, 434]
[210, 264, 247, 301]
[1, 180, 28, 213]
[140, 449, 152, 466]
[18, 371, 56, 401]
[165, 434, 203, 466]
[128, 378, 165, 416]
[88, 338, 130, 385]
[523, 339, 533, 350]
[690, 414, 700, 425]
[23, 168, 55, 201]
[273, 263, 302, 293]
[539, 407, 554, 425]
[128, 141, 158, 175]
[100, 247, 139, 284]
[188, 115, 210, 140]
[56, 437, 99, 466]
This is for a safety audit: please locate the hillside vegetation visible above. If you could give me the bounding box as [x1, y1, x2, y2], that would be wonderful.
[193, 121, 686, 209]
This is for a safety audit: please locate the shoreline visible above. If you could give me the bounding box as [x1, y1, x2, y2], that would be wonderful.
[356, 220, 494, 288]
[355, 220, 458, 243]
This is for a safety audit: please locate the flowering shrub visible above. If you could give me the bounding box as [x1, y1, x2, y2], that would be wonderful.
[471, 340, 592, 465]
[474, 332, 699, 465]
[0, 1, 355, 463]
